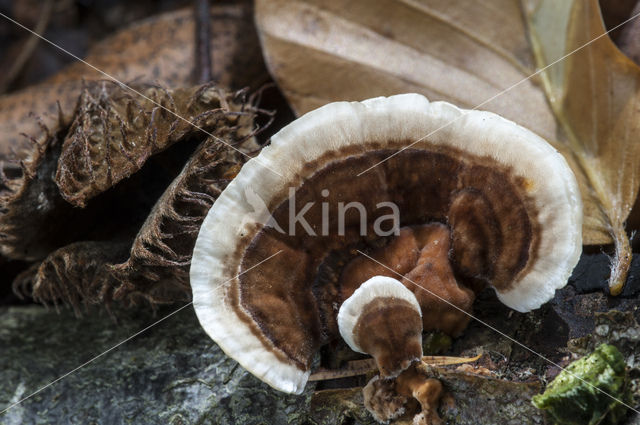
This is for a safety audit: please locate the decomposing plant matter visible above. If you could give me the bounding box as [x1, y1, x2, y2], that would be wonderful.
[56, 82, 253, 207]
[0, 2, 267, 165]
[0, 1, 269, 283]
[10, 81, 262, 312]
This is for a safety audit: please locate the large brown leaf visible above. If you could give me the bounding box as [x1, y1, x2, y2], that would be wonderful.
[255, 0, 557, 141]
[526, 0, 640, 294]
[255, 0, 640, 294]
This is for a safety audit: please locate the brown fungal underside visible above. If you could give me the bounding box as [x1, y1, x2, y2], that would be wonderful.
[232, 143, 540, 371]
[343, 224, 474, 337]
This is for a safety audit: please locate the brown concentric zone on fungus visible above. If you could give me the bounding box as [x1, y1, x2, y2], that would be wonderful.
[227, 142, 541, 371]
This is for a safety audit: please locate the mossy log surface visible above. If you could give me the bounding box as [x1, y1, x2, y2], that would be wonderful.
[0, 305, 314, 425]
[1, 248, 639, 425]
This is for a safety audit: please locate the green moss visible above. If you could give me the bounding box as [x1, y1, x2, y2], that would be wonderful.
[532, 344, 630, 425]
[422, 331, 452, 355]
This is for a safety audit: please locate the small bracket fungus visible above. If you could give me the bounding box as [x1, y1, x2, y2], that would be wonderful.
[338, 223, 475, 338]
[338, 276, 424, 378]
[338, 277, 446, 424]
[395, 369, 444, 425]
[190, 93, 583, 395]
[363, 375, 409, 423]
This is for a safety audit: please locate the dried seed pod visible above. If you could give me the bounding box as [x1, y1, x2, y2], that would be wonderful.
[0, 125, 78, 261]
[13, 240, 130, 315]
[108, 137, 249, 306]
[0, 2, 268, 263]
[55, 81, 254, 207]
[0, 81, 256, 262]
[13, 136, 253, 310]
[7, 82, 260, 311]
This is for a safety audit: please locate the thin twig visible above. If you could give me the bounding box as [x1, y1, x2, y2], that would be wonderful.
[194, 0, 213, 84]
[0, 0, 54, 94]
[308, 354, 482, 382]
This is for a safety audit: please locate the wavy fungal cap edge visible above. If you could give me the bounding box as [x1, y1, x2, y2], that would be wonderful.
[190, 93, 583, 393]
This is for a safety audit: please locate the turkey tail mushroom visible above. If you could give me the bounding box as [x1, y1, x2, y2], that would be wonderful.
[190, 93, 583, 394]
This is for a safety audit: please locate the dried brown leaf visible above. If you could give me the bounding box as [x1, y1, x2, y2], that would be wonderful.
[255, 0, 557, 140]
[526, 0, 640, 294]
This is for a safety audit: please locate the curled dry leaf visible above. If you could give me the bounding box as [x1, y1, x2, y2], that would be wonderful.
[255, 0, 640, 293]
[11, 82, 260, 310]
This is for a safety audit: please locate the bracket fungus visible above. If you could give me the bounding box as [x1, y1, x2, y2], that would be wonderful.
[338, 276, 424, 378]
[190, 93, 583, 397]
[339, 276, 445, 424]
